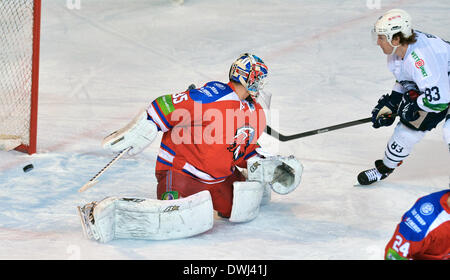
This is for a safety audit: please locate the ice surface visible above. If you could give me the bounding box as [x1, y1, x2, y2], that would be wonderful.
[0, 0, 449, 260]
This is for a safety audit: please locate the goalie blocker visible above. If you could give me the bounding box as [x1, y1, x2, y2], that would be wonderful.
[102, 108, 158, 156]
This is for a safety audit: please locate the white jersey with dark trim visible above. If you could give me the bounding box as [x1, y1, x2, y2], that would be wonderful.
[388, 30, 450, 113]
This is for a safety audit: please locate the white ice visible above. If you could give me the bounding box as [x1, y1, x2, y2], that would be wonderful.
[0, 0, 449, 260]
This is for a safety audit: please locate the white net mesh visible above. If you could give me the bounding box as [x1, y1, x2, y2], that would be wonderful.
[0, 0, 35, 150]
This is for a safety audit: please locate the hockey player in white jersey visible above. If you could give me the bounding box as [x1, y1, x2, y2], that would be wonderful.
[358, 9, 450, 185]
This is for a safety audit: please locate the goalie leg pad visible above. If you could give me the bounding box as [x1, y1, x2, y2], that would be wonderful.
[102, 108, 158, 156]
[247, 155, 303, 195]
[229, 181, 264, 223]
[260, 183, 271, 205]
[78, 191, 214, 242]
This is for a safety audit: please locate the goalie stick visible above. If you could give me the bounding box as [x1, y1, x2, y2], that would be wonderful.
[78, 147, 131, 193]
[265, 117, 374, 141]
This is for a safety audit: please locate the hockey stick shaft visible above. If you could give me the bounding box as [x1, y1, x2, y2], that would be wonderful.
[265, 117, 373, 142]
[78, 147, 131, 193]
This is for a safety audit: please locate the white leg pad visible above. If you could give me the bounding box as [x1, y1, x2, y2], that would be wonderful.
[229, 181, 264, 223]
[93, 197, 116, 243]
[86, 191, 214, 242]
[260, 183, 271, 205]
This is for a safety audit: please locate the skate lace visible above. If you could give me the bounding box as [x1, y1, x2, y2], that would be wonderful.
[365, 168, 381, 182]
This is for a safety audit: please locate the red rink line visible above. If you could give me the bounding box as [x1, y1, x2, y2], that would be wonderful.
[265, 0, 411, 61]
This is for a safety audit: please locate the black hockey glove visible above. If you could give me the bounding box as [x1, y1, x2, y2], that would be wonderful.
[371, 93, 401, 128]
[398, 91, 420, 122]
[399, 80, 420, 92]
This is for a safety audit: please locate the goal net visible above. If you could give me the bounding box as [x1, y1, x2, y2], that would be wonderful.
[0, 0, 41, 154]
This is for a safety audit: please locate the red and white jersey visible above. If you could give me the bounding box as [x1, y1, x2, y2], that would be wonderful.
[385, 189, 450, 260]
[147, 81, 266, 184]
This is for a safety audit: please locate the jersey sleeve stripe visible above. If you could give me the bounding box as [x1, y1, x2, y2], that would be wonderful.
[244, 150, 257, 160]
[425, 210, 450, 237]
[158, 149, 174, 164]
[148, 102, 170, 132]
[157, 156, 173, 167]
[152, 100, 173, 129]
[418, 96, 449, 112]
[147, 114, 162, 131]
[181, 169, 227, 184]
[181, 162, 230, 183]
[160, 142, 176, 156]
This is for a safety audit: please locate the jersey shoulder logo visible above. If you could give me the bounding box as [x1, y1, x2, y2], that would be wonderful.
[420, 202, 434, 216]
[189, 81, 234, 104]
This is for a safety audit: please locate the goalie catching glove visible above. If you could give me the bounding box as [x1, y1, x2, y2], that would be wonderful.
[102, 108, 158, 156]
[247, 155, 303, 195]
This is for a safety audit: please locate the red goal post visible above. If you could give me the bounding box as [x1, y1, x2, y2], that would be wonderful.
[0, 0, 41, 155]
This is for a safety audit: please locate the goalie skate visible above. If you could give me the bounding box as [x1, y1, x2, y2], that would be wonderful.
[77, 202, 100, 241]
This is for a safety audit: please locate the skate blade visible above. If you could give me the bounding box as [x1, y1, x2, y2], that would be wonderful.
[353, 181, 379, 187]
[77, 206, 91, 240]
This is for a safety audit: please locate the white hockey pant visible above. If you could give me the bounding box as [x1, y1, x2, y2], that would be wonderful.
[383, 123, 426, 169]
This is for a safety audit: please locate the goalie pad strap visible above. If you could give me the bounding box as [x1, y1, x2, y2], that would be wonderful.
[90, 191, 214, 242]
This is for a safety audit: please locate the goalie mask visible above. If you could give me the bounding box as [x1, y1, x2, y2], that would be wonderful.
[229, 53, 268, 97]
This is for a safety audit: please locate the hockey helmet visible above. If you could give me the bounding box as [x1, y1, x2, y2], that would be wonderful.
[372, 9, 412, 46]
[229, 53, 268, 97]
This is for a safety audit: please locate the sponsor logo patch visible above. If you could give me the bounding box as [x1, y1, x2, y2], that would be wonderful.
[420, 202, 434, 216]
[411, 51, 428, 77]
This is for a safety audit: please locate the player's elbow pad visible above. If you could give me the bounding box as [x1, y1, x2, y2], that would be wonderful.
[102, 108, 159, 156]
